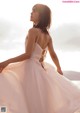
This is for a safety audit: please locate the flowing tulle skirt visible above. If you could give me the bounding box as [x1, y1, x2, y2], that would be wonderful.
[0, 58, 80, 113]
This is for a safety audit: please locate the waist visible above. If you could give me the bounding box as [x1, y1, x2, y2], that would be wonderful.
[30, 57, 47, 71]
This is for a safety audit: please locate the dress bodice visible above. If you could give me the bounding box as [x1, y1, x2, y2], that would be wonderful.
[25, 36, 48, 62]
[30, 42, 48, 61]
[25, 40, 48, 70]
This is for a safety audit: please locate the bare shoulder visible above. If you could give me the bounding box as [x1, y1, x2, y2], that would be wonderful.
[27, 28, 39, 41]
[28, 28, 39, 36]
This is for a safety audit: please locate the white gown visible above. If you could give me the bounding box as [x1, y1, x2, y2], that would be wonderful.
[0, 42, 80, 113]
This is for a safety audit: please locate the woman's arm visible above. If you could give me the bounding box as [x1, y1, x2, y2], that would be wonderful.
[4, 53, 31, 64]
[0, 53, 30, 73]
[0, 28, 38, 72]
[48, 37, 63, 75]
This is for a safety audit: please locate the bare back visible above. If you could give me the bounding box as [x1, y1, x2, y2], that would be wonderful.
[35, 29, 50, 49]
[25, 28, 55, 61]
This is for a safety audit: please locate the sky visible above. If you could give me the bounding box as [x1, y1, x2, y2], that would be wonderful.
[0, 0, 80, 71]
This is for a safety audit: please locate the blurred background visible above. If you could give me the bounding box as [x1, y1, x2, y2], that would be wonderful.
[0, 0, 80, 83]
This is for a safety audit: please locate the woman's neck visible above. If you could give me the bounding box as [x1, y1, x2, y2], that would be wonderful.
[33, 22, 39, 26]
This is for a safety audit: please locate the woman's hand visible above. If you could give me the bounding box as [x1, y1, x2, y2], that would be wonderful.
[0, 61, 9, 73]
[57, 68, 63, 75]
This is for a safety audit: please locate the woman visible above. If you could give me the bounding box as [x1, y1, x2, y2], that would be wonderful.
[0, 3, 80, 113]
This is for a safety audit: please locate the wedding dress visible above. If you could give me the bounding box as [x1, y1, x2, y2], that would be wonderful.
[0, 42, 80, 113]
